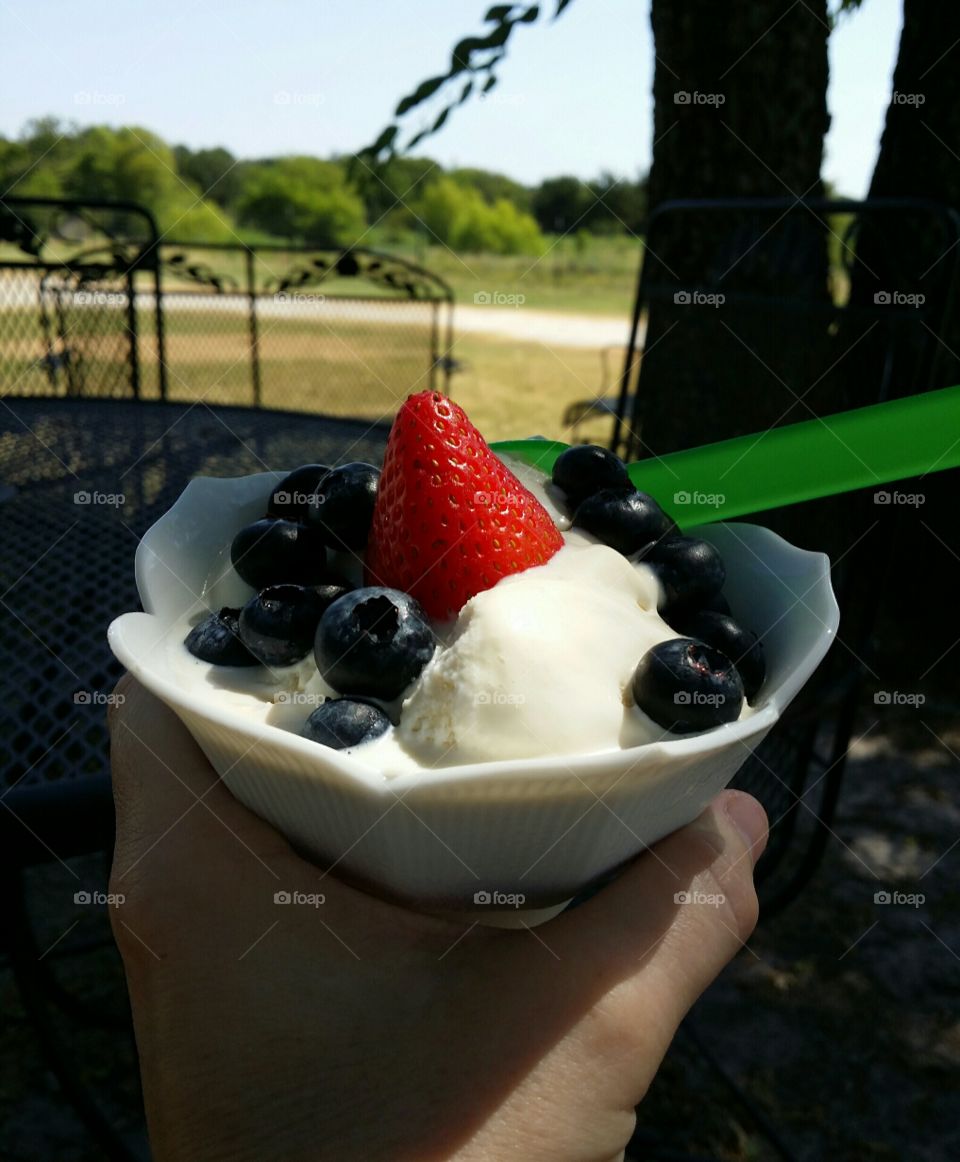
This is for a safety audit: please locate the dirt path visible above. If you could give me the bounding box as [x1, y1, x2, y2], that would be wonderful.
[451, 304, 634, 348]
[1, 273, 637, 350]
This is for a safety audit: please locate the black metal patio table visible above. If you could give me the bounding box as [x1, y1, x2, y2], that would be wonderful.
[0, 397, 393, 1160]
[0, 397, 391, 865]
[0, 396, 829, 1162]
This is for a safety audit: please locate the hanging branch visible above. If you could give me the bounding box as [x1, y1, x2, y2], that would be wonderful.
[356, 0, 576, 168]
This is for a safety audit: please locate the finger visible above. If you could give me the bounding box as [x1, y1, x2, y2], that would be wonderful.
[107, 676, 425, 946]
[109, 673, 295, 889]
[551, 790, 768, 1076]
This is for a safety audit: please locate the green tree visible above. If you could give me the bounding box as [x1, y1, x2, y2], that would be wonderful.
[449, 166, 532, 213]
[416, 177, 543, 254]
[173, 145, 242, 208]
[532, 176, 593, 234]
[350, 154, 440, 226]
[236, 157, 366, 244]
[60, 125, 236, 239]
[582, 171, 647, 235]
[2, 118, 73, 197]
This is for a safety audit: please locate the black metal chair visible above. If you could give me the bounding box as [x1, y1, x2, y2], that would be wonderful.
[584, 197, 960, 1162]
[566, 198, 960, 918]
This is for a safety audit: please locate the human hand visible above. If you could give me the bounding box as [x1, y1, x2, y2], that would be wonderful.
[109, 674, 767, 1162]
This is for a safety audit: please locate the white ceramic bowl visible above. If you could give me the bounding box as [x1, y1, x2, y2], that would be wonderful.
[109, 471, 838, 925]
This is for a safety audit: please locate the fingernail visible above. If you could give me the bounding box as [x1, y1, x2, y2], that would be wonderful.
[722, 791, 769, 864]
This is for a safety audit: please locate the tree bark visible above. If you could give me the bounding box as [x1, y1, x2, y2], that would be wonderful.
[842, 0, 960, 644]
[634, 0, 832, 462]
[844, 0, 960, 403]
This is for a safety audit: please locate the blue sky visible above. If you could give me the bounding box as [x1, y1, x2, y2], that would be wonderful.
[2, 0, 901, 196]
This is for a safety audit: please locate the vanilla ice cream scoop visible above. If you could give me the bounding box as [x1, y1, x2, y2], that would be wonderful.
[383, 540, 680, 766]
[167, 456, 752, 776]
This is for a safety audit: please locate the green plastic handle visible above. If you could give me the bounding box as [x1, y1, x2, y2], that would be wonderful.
[492, 384, 960, 525]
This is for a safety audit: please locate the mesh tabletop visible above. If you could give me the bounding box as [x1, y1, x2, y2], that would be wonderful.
[0, 398, 389, 863]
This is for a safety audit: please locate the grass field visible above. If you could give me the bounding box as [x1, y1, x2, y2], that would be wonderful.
[151, 310, 619, 442]
[148, 232, 641, 316]
[0, 302, 620, 444]
[0, 231, 641, 318]
[375, 233, 641, 316]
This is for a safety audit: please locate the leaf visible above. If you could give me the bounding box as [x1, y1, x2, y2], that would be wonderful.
[396, 75, 446, 116]
[451, 35, 486, 72]
[516, 4, 540, 22]
[482, 74, 498, 93]
[370, 124, 399, 155]
[483, 21, 513, 47]
[432, 105, 452, 133]
[458, 78, 474, 105]
[405, 128, 429, 150]
[555, 0, 575, 16]
[485, 4, 513, 19]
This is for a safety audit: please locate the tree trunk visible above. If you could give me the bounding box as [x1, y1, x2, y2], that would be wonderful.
[634, 0, 832, 461]
[842, 0, 960, 668]
[844, 0, 960, 403]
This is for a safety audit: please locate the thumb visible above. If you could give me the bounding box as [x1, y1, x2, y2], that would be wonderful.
[552, 790, 768, 1083]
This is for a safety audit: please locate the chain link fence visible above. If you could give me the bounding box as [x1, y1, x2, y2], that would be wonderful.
[0, 197, 454, 418]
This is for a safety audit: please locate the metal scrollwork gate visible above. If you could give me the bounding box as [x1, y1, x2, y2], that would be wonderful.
[0, 196, 454, 419]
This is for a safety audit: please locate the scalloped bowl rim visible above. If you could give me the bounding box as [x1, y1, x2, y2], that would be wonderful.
[108, 471, 839, 798]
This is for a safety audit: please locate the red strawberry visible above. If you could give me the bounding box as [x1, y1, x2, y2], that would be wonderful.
[364, 391, 564, 620]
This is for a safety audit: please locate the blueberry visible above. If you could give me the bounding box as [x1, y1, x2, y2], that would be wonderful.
[301, 699, 391, 750]
[572, 488, 676, 556]
[185, 607, 258, 666]
[700, 590, 732, 617]
[266, 464, 331, 522]
[632, 638, 744, 734]
[552, 445, 632, 507]
[632, 535, 725, 614]
[313, 581, 354, 612]
[315, 587, 435, 701]
[667, 609, 766, 703]
[239, 584, 326, 666]
[306, 462, 381, 551]
[231, 519, 327, 590]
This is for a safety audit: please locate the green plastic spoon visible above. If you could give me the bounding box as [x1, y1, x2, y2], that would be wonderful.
[492, 383, 960, 525]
